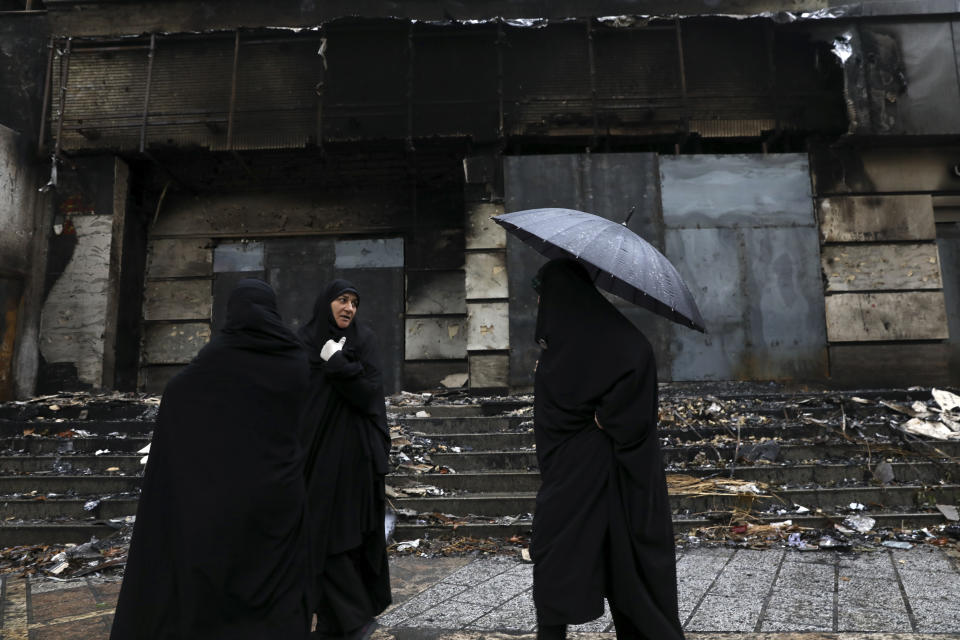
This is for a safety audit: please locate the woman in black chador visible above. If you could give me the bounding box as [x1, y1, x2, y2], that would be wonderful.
[298, 280, 391, 639]
[110, 279, 311, 640]
[531, 259, 685, 640]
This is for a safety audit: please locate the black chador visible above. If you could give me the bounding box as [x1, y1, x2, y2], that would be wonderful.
[531, 259, 685, 640]
[298, 280, 391, 637]
[110, 279, 311, 640]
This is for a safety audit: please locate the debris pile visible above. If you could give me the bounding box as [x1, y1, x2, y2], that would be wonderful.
[0, 525, 133, 578]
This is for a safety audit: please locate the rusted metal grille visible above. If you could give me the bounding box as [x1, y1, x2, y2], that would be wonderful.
[46, 20, 842, 151]
[52, 34, 323, 152]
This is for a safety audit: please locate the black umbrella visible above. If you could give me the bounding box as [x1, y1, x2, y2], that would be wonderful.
[492, 208, 706, 332]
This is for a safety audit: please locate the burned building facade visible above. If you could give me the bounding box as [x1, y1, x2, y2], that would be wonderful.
[1, 0, 959, 398]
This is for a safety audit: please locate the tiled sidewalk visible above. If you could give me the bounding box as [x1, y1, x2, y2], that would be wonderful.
[1, 547, 958, 639]
[378, 546, 960, 634]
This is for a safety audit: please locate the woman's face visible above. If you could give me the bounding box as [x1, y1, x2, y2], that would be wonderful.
[330, 292, 359, 329]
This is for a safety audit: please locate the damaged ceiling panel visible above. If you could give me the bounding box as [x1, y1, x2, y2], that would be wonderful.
[41, 0, 960, 38]
[47, 19, 845, 152]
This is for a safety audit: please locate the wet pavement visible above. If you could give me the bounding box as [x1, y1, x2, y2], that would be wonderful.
[2, 546, 959, 639]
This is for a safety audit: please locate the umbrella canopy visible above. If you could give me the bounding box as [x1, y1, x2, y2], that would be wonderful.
[493, 208, 706, 332]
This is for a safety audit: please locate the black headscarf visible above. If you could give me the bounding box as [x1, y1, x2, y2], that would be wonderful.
[531, 259, 684, 639]
[111, 278, 311, 640]
[299, 279, 361, 361]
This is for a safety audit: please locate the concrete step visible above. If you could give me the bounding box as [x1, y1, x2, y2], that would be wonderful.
[662, 440, 960, 464]
[0, 436, 151, 455]
[0, 455, 143, 474]
[428, 451, 536, 471]
[0, 475, 141, 494]
[392, 484, 960, 517]
[0, 522, 122, 547]
[390, 404, 485, 418]
[0, 419, 154, 437]
[387, 461, 958, 494]
[405, 417, 900, 443]
[414, 432, 536, 450]
[390, 510, 952, 542]
[0, 400, 156, 422]
[400, 416, 530, 434]
[0, 496, 139, 520]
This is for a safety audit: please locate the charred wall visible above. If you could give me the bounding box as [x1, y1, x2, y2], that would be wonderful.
[136, 144, 466, 394]
[0, 16, 51, 400]
[43, 19, 845, 155]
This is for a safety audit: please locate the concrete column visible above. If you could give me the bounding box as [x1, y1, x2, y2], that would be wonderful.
[463, 153, 509, 390]
[0, 125, 47, 400]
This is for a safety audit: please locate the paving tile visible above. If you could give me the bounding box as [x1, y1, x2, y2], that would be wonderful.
[450, 572, 530, 606]
[504, 562, 534, 580]
[909, 596, 960, 632]
[29, 615, 111, 640]
[708, 564, 777, 598]
[29, 586, 98, 625]
[759, 618, 833, 632]
[377, 582, 468, 624]
[440, 558, 518, 587]
[465, 591, 537, 632]
[684, 594, 763, 632]
[764, 585, 833, 613]
[897, 567, 960, 602]
[87, 579, 121, 610]
[837, 576, 903, 610]
[676, 560, 728, 579]
[389, 556, 473, 604]
[837, 605, 913, 632]
[838, 550, 894, 573]
[784, 550, 838, 565]
[404, 601, 491, 629]
[762, 590, 834, 632]
[378, 606, 414, 628]
[28, 577, 89, 595]
[775, 559, 835, 587]
[677, 577, 712, 611]
[726, 549, 783, 568]
[891, 547, 959, 572]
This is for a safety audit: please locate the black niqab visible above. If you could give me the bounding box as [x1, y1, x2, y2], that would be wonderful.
[298, 279, 391, 633]
[531, 259, 684, 639]
[111, 279, 311, 640]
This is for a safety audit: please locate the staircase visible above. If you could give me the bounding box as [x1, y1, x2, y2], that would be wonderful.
[2, 387, 959, 548]
[387, 387, 960, 543]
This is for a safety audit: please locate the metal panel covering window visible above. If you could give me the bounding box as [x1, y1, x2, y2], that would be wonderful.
[52, 34, 323, 152]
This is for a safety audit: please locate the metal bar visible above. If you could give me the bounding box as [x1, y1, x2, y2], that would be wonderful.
[496, 23, 505, 140]
[406, 23, 415, 150]
[674, 18, 687, 100]
[226, 30, 240, 151]
[37, 36, 54, 157]
[316, 27, 326, 148]
[71, 44, 152, 53]
[765, 23, 781, 140]
[674, 18, 688, 142]
[25, 0, 34, 10]
[138, 34, 156, 153]
[586, 19, 598, 148]
[52, 38, 72, 162]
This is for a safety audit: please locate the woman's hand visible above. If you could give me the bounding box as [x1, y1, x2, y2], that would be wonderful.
[320, 337, 346, 361]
